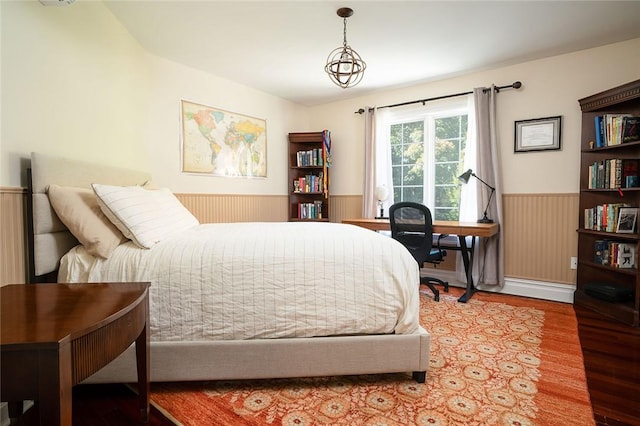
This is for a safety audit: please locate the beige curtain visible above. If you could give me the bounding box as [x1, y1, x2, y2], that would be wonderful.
[363, 107, 393, 218]
[363, 107, 377, 218]
[473, 86, 504, 286]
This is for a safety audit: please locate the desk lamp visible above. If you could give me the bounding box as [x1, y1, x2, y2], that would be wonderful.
[458, 169, 495, 223]
[375, 185, 389, 219]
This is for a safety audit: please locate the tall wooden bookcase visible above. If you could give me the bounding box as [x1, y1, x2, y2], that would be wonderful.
[576, 79, 640, 327]
[288, 131, 330, 221]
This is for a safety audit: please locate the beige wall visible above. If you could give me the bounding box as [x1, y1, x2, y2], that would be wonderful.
[0, 1, 636, 290]
[1, 1, 150, 187]
[307, 38, 640, 196]
[0, 1, 306, 194]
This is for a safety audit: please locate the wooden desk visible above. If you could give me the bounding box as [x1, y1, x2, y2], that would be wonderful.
[1, 282, 150, 426]
[342, 218, 499, 302]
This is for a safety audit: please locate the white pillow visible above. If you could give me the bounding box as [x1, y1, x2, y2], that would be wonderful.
[47, 184, 127, 258]
[92, 184, 199, 249]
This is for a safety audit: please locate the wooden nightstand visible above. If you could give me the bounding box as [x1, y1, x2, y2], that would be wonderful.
[1, 282, 150, 426]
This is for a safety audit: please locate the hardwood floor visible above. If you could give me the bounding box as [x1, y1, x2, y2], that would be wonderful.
[11, 384, 176, 426]
[575, 305, 640, 426]
[9, 303, 640, 426]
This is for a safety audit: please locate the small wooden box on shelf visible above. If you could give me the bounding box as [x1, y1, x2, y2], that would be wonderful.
[576, 79, 640, 327]
[288, 131, 330, 221]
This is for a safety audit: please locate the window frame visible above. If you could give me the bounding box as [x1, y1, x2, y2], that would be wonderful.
[387, 98, 469, 220]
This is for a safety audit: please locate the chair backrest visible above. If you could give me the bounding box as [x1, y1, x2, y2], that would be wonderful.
[389, 202, 434, 265]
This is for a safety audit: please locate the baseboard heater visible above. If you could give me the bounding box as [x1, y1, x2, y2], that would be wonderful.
[584, 282, 634, 303]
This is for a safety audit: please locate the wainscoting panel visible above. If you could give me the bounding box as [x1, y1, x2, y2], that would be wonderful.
[0, 188, 26, 285]
[0, 188, 578, 289]
[329, 195, 362, 224]
[502, 193, 578, 285]
[176, 194, 288, 223]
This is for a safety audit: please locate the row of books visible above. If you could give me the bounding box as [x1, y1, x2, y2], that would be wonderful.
[594, 240, 636, 269]
[297, 201, 323, 219]
[584, 203, 630, 232]
[588, 158, 638, 189]
[296, 149, 324, 167]
[594, 114, 640, 147]
[293, 173, 324, 193]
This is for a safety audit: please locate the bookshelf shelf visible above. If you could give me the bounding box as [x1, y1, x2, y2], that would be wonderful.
[577, 79, 640, 327]
[578, 228, 639, 242]
[288, 131, 331, 221]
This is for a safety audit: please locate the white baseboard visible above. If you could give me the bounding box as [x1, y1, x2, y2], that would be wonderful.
[428, 270, 576, 303]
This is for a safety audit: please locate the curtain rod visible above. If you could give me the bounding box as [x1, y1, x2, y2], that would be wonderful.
[354, 81, 522, 114]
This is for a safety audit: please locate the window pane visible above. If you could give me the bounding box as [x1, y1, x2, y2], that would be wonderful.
[388, 110, 466, 221]
[403, 163, 423, 185]
[402, 142, 423, 165]
[392, 165, 402, 185]
[436, 116, 461, 139]
[391, 144, 403, 164]
[390, 124, 402, 145]
[435, 138, 459, 162]
[435, 163, 459, 185]
[435, 185, 460, 208]
[404, 122, 424, 143]
[434, 208, 458, 221]
[403, 187, 423, 203]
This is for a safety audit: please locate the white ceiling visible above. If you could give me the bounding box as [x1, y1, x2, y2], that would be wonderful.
[103, 1, 640, 106]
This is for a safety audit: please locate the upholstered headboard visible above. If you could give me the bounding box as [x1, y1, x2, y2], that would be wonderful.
[28, 152, 151, 282]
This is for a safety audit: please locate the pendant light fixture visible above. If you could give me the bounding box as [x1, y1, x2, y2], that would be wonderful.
[324, 7, 366, 89]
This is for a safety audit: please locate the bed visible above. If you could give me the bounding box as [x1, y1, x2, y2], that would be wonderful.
[27, 152, 430, 384]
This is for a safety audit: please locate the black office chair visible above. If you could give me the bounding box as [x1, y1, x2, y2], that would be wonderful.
[389, 202, 450, 301]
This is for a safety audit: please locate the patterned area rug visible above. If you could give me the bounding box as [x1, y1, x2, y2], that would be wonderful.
[150, 288, 594, 425]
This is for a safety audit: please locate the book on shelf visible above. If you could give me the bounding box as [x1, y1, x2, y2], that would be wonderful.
[587, 158, 638, 189]
[594, 239, 610, 265]
[593, 240, 636, 269]
[296, 149, 324, 167]
[594, 115, 605, 148]
[593, 113, 635, 146]
[622, 116, 640, 144]
[297, 201, 323, 219]
[618, 243, 636, 269]
[293, 172, 324, 193]
[622, 159, 639, 188]
[584, 202, 630, 232]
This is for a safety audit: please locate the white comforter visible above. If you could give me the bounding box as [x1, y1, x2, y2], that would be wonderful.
[59, 222, 420, 341]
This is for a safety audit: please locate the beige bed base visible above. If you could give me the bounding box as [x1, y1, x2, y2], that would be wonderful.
[27, 152, 430, 383]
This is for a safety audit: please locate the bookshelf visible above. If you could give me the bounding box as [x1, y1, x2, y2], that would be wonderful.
[288, 131, 330, 221]
[576, 79, 640, 327]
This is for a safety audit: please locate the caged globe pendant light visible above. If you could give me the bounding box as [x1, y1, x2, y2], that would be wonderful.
[324, 7, 366, 89]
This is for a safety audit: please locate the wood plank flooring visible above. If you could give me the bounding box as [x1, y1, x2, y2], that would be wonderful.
[9, 302, 640, 426]
[575, 305, 640, 426]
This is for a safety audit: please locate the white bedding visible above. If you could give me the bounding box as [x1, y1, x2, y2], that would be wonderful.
[59, 222, 420, 342]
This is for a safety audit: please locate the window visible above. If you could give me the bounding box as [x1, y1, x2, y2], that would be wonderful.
[389, 102, 468, 220]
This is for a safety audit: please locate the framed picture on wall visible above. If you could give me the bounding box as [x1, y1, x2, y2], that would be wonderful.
[180, 100, 267, 178]
[514, 116, 562, 153]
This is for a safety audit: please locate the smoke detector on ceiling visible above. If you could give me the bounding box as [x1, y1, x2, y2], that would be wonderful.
[39, 0, 76, 6]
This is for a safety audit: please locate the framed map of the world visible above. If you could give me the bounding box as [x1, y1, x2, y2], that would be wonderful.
[181, 100, 267, 177]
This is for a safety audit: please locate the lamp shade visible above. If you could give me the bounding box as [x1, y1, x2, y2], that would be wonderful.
[458, 169, 473, 184]
[375, 185, 388, 201]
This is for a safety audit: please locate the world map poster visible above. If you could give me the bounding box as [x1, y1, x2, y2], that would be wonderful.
[181, 100, 267, 177]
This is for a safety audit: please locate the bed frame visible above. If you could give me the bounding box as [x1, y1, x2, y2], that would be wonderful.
[27, 152, 430, 383]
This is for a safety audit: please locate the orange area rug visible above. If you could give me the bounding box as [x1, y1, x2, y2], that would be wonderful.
[150, 288, 594, 425]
